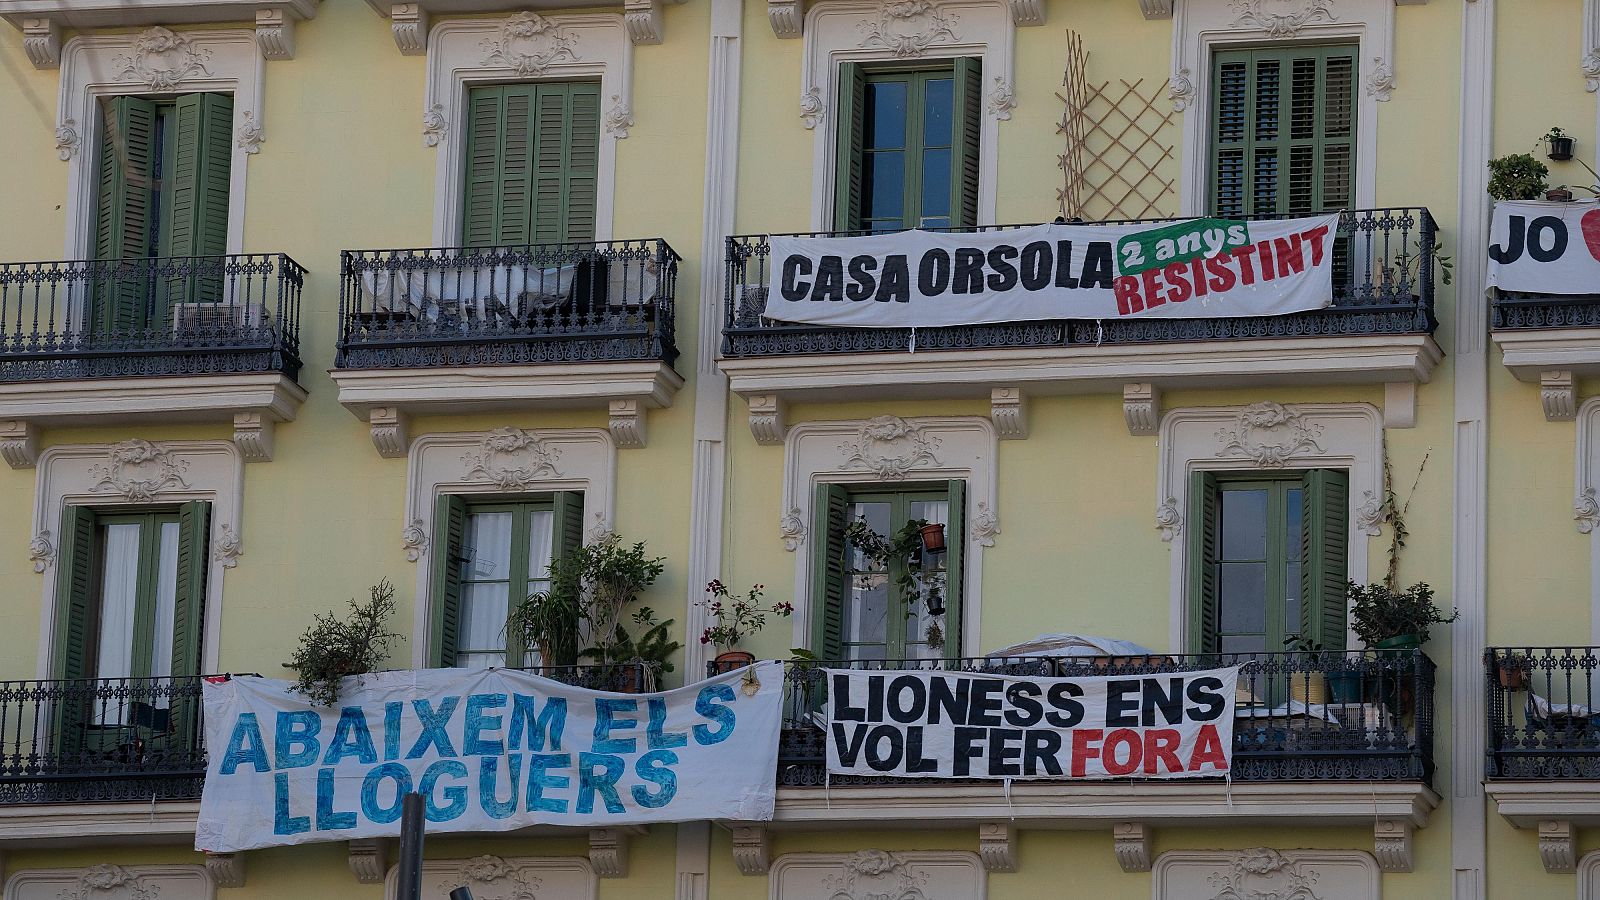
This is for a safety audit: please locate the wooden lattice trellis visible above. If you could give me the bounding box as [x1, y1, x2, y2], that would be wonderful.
[1056, 29, 1178, 222]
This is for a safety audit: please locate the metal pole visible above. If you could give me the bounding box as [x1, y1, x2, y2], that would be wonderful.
[449, 889, 477, 900]
[396, 791, 426, 900]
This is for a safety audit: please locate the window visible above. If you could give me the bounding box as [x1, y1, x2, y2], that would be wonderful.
[429, 492, 584, 668]
[1187, 470, 1347, 655]
[94, 93, 233, 331]
[811, 481, 966, 660]
[834, 60, 981, 232]
[1210, 46, 1355, 218]
[460, 82, 600, 246]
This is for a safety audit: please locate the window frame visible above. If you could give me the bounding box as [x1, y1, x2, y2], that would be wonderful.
[455, 496, 560, 668]
[1206, 475, 1304, 656]
[840, 484, 952, 660]
[86, 508, 182, 682]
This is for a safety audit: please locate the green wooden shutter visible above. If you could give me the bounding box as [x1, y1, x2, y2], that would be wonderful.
[164, 93, 233, 306]
[429, 495, 468, 668]
[559, 84, 600, 243]
[1211, 46, 1356, 217]
[1186, 472, 1221, 654]
[170, 501, 210, 679]
[461, 83, 601, 247]
[546, 491, 586, 666]
[833, 62, 867, 231]
[811, 483, 850, 659]
[943, 480, 966, 659]
[53, 506, 98, 681]
[462, 86, 515, 247]
[951, 58, 982, 229]
[1301, 469, 1350, 653]
[94, 96, 159, 333]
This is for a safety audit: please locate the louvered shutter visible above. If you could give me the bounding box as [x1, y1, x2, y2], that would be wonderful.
[165, 93, 233, 307]
[1301, 470, 1350, 653]
[169, 501, 210, 755]
[942, 480, 967, 659]
[811, 483, 850, 659]
[429, 495, 468, 668]
[546, 491, 586, 666]
[561, 84, 600, 243]
[52, 506, 97, 758]
[462, 83, 600, 247]
[951, 58, 982, 229]
[1186, 472, 1221, 654]
[462, 86, 513, 247]
[94, 96, 159, 333]
[1211, 46, 1355, 217]
[833, 62, 867, 231]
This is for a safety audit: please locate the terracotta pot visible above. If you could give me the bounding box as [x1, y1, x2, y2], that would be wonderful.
[714, 650, 756, 673]
[1498, 666, 1528, 691]
[918, 523, 947, 553]
[1547, 188, 1575, 202]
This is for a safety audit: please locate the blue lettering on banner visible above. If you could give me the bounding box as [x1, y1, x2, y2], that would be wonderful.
[323, 707, 377, 766]
[508, 694, 567, 751]
[360, 762, 412, 823]
[220, 713, 269, 774]
[526, 753, 572, 813]
[647, 697, 688, 750]
[407, 696, 460, 759]
[274, 771, 310, 835]
[631, 749, 679, 808]
[693, 684, 736, 745]
[316, 767, 357, 831]
[419, 759, 469, 821]
[464, 693, 507, 756]
[479, 756, 522, 819]
[593, 698, 639, 754]
[275, 710, 321, 769]
[576, 752, 626, 815]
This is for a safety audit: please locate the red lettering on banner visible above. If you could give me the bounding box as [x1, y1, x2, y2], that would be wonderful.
[1103, 729, 1142, 776]
[1188, 723, 1228, 772]
[1162, 261, 1192, 304]
[1189, 257, 1209, 298]
[1273, 235, 1305, 276]
[1070, 728, 1104, 777]
[1140, 269, 1166, 310]
[1206, 255, 1237, 293]
[1304, 224, 1330, 266]
[1113, 276, 1143, 314]
[1144, 729, 1184, 775]
[1232, 244, 1259, 286]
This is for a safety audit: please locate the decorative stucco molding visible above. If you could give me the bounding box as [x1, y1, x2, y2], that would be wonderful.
[989, 387, 1027, 439]
[380, 855, 594, 899]
[772, 0, 806, 36]
[590, 826, 643, 877]
[1123, 383, 1159, 436]
[779, 507, 806, 551]
[1167, 65, 1193, 111]
[255, 9, 296, 59]
[1152, 848, 1379, 899]
[1543, 370, 1578, 422]
[749, 394, 789, 446]
[857, 0, 961, 57]
[28, 530, 54, 573]
[21, 18, 60, 68]
[53, 117, 78, 160]
[0, 419, 39, 469]
[608, 398, 648, 448]
[32, 441, 244, 677]
[1583, 0, 1600, 91]
[369, 407, 409, 459]
[1157, 402, 1382, 651]
[204, 852, 245, 888]
[770, 851, 985, 899]
[403, 428, 615, 667]
[391, 3, 428, 54]
[977, 822, 1016, 871]
[1372, 818, 1413, 871]
[424, 14, 632, 245]
[10, 864, 216, 900]
[348, 838, 390, 883]
[231, 411, 275, 461]
[799, 86, 824, 128]
[782, 416, 996, 655]
[1540, 819, 1577, 873]
[731, 824, 771, 875]
[988, 75, 1016, 120]
[235, 111, 265, 154]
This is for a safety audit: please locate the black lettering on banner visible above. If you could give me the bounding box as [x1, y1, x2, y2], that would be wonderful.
[864, 724, 903, 771]
[832, 722, 868, 766]
[904, 726, 938, 773]
[865, 675, 885, 723]
[1186, 676, 1226, 721]
[1023, 729, 1064, 776]
[1141, 677, 1185, 726]
[1489, 215, 1526, 264]
[845, 255, 878, 302]
[1527, 216, 1568, 263]
[833, 672, 866, 721]
[919, 249, 952, 296]
[1054, 241, 1080, 289]
[1019, 241, 1052, 290]
[967, 678, 1004, 726]
[879, 255, 910, 303]
[953, 726, 986, 776]
[1081, 242, 1114, 290]
[988, 727, 1023, 777]
[953, 248, 986, 294]
[780, 256, 813, 301]
[814, 257, 844, 302]
[1044, 682, 1085, 727]
[928, 675, 970, 725]
[1003, 682, 1044, 727]
[886, 675, 927, 723]
[1105, 680, 1141, 727]
[986, 245, 1020, 291]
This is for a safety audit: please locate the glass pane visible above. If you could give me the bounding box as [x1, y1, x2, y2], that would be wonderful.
[1285, 561, 1303, 634]
[862, 152, 905, 222]
[1219, 562, 1267, 631]
[459, 582, 510, 667]
[1222, 634, 1267, 655]
[1220, 489, 1268, 559]
[149, 521, 180, 684]
[846, 578, 889, 647]
[464, 512, 513, 580]
[1285, 488, 1304, 561]
[922, 77, 953, 146]
[921, 148, 951, 225]
[849, 502, 892, 572]
[864, 81, 907, 149]
[526, 509, 555, 590]
[96, 523, 142, 682]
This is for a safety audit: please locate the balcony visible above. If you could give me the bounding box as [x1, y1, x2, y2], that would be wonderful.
[720, 209, 1441, 442]
[1491, 289, 1600, 420]
[0, 253, 308, 467]
[718, 652, 1438, 873]
[330, 240, 683, 456]
[1485, 646, 1600, 870]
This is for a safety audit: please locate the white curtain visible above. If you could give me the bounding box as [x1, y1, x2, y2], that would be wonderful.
[149, 522, 180, 704]
[94, 524, 141, 682]
[459, 513, 513, 669]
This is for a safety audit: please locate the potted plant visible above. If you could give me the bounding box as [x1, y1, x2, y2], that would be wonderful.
[1280, 636, 1364, 705]
[844, 517, 950, 648]
[577, 533, 666, 667]
[282, 580, 405, 706]
[507, 575, 585, 668]
[1546, 126, 1575, 161]
[586, 607, 681, 692]
[1547, 186, 1575, 202]
[1349, 581, 1458, 651]
[1496, 651, 1530, 691]
[1487, 153, 1551, 201]
[508, 532, 664, 670]
[698, 580, 793, 671]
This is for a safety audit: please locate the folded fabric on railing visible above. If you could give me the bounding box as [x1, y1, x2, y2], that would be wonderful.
[1235, 701, 1341, 724]
[1528, 691, 1595, 721]
[985, 634, 1157, 659]
[359, 264, 577, 316]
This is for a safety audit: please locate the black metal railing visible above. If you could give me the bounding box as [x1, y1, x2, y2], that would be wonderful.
[723, 651, 1435, 787]
[337, 240, 679, 369]
[1492, 289, 1600, 328]
[1485, 646, 1600, 778]
[723, 208, 1437, 356]
[0, 253, 304, 382]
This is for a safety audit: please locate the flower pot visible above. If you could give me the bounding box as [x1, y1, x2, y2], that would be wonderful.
[1289, 673, 1327, 706]
[919, 523, 947, 553]
[1549, 136, 1575, 161]
[1325, 671, 1364, 704]
[714, 650, 756, 673]
[1498, 665, 1528, 691]
[1546, 188, 1575, 201]
[1372, 634, 1422, 651]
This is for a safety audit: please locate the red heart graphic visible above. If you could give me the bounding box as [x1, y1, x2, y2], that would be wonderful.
[1583, 209, 1600, 263]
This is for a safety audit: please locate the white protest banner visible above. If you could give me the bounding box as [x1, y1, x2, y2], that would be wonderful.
[1487, 199, 1600, 294]
[764, 214, 1338, 327]
[823, 666, 1239, 780]
[195, 663, 782, 853]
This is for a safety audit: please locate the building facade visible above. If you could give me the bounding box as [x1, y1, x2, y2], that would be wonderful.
[0, 0, 1595, 896]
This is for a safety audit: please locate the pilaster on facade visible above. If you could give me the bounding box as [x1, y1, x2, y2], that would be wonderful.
[0, 0, 320, 66]
[204, 851, 246, 887]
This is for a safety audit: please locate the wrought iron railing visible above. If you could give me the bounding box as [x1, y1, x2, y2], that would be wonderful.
[0, 253, 304, 382]
[337, 240, 679, 369]
[723, 208, 1437, 356]
[1485, 646, 1600, 778]
[1492, 290, 1600, 328]
[723, 651, 1435, 787]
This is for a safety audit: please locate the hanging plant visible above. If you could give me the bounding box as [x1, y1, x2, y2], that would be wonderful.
[282, 580, 404, 707]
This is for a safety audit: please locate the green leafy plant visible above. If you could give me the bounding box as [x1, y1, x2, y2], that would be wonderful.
[1348, 581, 1458, 648]
[1487, 153, 1550, 201]
[1386, 240, 1453, 290]
[508, 577, 585, 668]
[843, 518, 949, 648]
[580, 533, 666, 663]
[585, 607, 681, 691]
[510, 532, 664, 669]
[1545, 126, 1568, 142]
[282, 580, 404, 706]
[697, 580, 793, 653]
